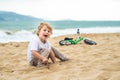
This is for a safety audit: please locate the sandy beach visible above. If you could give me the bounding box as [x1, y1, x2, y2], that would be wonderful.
[0, 33, 120, 80]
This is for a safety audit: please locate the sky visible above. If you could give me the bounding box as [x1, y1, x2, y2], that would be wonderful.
[0, 0, 120, 20]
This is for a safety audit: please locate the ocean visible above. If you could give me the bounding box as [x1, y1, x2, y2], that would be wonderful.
[0, 21, 120, 43]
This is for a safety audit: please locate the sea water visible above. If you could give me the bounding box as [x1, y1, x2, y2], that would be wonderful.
[0, 21, 120, 43]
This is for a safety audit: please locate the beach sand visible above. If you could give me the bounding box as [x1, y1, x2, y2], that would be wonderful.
[0, 33, 120, 80]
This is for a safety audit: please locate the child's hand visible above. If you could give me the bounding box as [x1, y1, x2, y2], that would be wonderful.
[42, 57, 48, 64]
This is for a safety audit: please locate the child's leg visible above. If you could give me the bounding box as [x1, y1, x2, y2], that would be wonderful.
[40, 49, 50, 58]
[37, 49, 50, 66]
[51, 47, 69, 61]
[30, 49, 50, 67]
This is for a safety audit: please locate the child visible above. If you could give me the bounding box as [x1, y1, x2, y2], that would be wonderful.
[27, 22, 69, 67]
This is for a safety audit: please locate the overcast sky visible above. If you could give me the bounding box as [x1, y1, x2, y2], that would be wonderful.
[0, 0, 120, 20]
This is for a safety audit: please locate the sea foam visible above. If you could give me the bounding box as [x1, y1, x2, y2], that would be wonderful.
[0, 27, 120, 43]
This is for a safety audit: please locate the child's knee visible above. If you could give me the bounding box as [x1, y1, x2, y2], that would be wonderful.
[40, 49, 51, 57]
[44, 49, 51, 53]
[38, 48, 50, 53]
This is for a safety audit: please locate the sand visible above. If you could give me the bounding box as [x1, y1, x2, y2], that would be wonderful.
[0, 33, 120, 80]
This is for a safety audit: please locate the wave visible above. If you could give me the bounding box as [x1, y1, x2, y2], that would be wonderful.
[0, 27, 120, 43]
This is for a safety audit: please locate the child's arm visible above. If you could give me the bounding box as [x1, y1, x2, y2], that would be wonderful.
[31, 50, 48, 64]
[49, 49, 56, 63]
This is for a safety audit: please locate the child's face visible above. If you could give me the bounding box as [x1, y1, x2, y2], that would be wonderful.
[38, 25, 51, 42]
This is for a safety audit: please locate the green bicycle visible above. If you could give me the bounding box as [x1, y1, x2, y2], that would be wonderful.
[59, 37, 83, 46]
[59, 37, 97, 46]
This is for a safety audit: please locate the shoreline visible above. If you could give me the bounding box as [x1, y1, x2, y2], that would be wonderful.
[0, 26, 120, 43]
[0, 33, 120, 80]
[0, 32, 120, 43]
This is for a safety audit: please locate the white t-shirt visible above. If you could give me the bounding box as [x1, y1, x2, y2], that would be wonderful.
[27, 36, 51, 62]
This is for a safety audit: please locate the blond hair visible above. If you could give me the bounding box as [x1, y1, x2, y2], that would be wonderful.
[36, 22, 53, 36]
